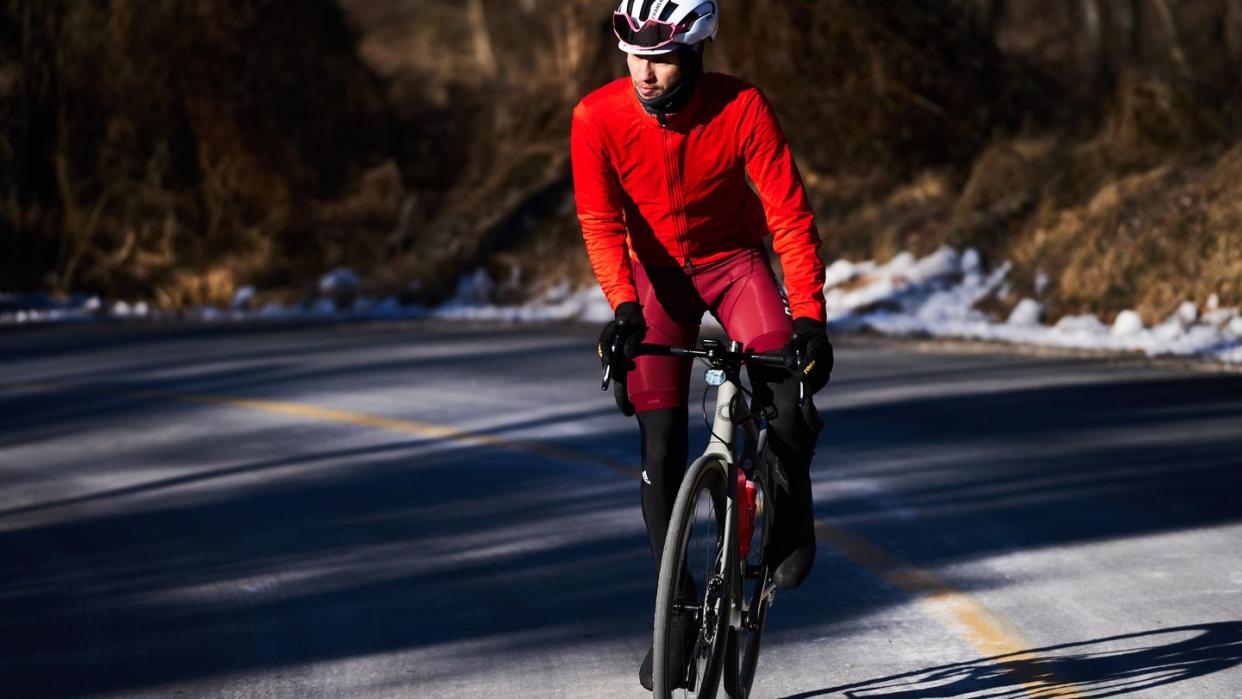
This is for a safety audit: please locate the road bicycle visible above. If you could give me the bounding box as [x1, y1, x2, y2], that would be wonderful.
[603, 337, 801, 698]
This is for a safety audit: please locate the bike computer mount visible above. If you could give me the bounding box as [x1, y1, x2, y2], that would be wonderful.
[700, 338, 742, 385]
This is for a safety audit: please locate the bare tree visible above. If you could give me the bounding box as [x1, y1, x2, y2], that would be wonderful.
[1076, 0, 1107, 94]
[1227, 0, 1242, 64]
[1115, 0, 1139, 58]
[1145, 0, 1190, 78]
[984, 0, 1006, 33]
[467, 0, 498, 80]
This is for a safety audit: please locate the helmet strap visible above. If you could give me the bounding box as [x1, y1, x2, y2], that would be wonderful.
[637, 44, 704, 120]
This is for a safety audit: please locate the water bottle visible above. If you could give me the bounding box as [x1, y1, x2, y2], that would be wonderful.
[737, 469, 757, 559]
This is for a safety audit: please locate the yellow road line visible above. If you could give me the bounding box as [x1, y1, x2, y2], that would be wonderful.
[5, 382, 635, 478]
[183, 394, 640, 480]
[9, 381, 1080, 694]
[197, 393, 1080, 696]
[815, 522, 1083, 697]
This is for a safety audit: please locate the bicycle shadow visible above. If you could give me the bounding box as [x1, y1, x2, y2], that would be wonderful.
[784, 621, 1242, 698]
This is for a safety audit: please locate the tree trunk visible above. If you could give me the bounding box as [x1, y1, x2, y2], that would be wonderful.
[1076, 0, 1107, 95]
[1122, 0, 1137, 59]
[988, 0, 1006, 33]
[1145, 0, 1190, 78]
[1226, 0, 1242, 65]
[17, 1, 58, 212]
[559, 9, 587, 100]
[467, 0, 499, 80]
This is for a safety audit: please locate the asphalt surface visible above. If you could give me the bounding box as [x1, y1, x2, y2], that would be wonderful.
[1, 320, 1239, 698]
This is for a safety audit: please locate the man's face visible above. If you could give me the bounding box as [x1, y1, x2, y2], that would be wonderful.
[627, 51, 683, 101]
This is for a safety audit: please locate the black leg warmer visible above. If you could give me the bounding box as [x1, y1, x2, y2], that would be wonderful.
[638, 407, 690, 573]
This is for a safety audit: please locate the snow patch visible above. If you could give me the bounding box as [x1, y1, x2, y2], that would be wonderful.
[3, 248, 1240, 364]
[1111, 310, 1144, 338]
[823, 259, 857, 289]
[1034, 270, 1050, 296]
[432, 276, 611, 323]
[1007, 299, 1042, 327]
[232, 285, 256, 310]
[318, 268, 361, 296]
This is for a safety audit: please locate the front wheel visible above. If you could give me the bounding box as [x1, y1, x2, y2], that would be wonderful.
[653, 457, 733, 698]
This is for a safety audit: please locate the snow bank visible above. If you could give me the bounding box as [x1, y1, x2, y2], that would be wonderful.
[817, 246, 1241, 363]
[4, 250, 1239, 364]
[432, 274, 611, 324]
[0, 292, 104, 324]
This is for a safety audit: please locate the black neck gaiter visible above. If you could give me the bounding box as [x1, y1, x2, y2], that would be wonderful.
[638, 45, 704, 122]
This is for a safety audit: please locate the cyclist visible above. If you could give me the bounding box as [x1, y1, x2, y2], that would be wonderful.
[572, 0, 833, 688]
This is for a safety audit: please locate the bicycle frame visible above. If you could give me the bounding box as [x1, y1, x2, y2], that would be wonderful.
[699, 356, 785, 699]
[683, 343, 774, 639]
[601, 337, 789, 696]
[693, 373, 749, 635]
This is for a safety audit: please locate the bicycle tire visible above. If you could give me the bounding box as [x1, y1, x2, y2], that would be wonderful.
[653, 456, 733, 698]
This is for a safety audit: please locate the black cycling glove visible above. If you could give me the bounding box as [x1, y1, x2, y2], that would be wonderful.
[785, 317, 834, 395]
[598, 301, 646, 371]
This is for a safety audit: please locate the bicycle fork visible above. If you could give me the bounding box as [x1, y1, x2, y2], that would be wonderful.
[705, 380, 754, 636]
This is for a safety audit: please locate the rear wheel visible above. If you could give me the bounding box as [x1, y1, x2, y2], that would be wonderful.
[653, 457, 733, 698]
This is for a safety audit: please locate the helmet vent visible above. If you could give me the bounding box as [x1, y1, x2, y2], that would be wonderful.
[657, 2, 681, 22]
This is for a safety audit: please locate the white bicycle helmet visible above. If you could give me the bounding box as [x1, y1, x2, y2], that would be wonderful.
[612, 0, 719, 56]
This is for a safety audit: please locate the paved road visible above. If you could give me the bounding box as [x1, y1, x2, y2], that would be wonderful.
[1, 321, 1239, 698]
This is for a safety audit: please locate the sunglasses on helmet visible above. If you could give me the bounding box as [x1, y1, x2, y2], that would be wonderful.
[612, 12, 689, 50]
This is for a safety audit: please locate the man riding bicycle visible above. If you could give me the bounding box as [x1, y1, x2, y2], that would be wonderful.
[572, 1, 833, 689]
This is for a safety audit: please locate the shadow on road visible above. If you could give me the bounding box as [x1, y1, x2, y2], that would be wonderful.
[819, 372, 1242, 566]
[0, 327, 591, 450]
[784, 622, 1242, 698]
[0, 440, 654, 697]
[2, 325, 1241, 696]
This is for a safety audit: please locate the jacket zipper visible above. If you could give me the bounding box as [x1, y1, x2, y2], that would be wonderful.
[660, 120, 694, 272]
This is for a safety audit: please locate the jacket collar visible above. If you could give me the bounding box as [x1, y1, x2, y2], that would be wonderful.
[629, 77, 708, 130]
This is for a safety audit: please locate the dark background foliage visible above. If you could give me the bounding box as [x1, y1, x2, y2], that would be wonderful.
[3, 0, 1240, 320]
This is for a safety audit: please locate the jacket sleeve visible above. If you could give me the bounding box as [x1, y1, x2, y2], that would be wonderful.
[739, 89, 826, 323]
[571, 102, 637, 311]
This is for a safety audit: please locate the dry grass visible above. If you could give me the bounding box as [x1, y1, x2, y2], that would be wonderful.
[820, 130, 1241, 324]
[811, 36, 1242, 323]
[3, 0, 1239, 323]
[1013, 142, 1242, 322]
[2, 0, 391, 307]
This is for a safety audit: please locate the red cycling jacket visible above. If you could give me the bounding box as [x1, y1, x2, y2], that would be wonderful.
[571, 73, 826, 322]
